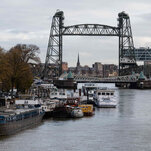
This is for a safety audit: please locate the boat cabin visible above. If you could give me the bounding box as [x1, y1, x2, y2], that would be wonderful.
[95, 89, 115, 97]
[15, 95, 42, 106]
[50, 88, 67, 99]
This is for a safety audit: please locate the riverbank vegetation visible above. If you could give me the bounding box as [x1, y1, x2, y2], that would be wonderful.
[0, 44, 40, 94]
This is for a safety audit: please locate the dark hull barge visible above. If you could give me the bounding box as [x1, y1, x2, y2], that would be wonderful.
[0, 108, 45, 136]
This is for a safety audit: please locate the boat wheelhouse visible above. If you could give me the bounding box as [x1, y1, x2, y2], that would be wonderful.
[50, 88, 67, 100]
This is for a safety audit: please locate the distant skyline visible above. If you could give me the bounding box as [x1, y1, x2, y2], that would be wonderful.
[0, 0, 151, 66]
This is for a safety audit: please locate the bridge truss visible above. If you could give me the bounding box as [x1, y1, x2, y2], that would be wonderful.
[43, 10, 137, 78]
[74, 74, 138, 83]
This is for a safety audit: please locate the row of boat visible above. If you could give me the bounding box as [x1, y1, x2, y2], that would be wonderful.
[0, 84, 117, 136]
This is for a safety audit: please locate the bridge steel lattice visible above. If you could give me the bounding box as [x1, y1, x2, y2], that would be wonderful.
[74, 74, 138, 83]
[43, 10, 137, 78]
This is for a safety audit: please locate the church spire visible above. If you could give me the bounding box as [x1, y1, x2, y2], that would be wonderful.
[77, 53, 80, 67]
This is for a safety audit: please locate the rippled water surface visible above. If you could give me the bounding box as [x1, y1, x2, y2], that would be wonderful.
[1, 84, 151, 151]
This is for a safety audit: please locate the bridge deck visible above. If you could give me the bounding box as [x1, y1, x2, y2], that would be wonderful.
[74, 75, 138, 83]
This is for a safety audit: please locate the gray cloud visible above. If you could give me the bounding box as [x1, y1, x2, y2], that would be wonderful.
[0, 0, 151, 66]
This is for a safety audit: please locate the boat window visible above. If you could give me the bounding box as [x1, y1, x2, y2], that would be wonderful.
[102, 93, 105, 95]
[111, 93, 114, 95]
[106, 93, 110, 95]
[98, 92, 101, 95]
[63, 93, 65, 95]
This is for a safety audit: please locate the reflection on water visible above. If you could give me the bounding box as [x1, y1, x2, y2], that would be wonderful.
[1, 84, 151, 151]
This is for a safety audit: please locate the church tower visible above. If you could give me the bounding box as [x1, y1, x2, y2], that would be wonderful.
[77, 53, 80, 67]
[76, 53, 81, 74]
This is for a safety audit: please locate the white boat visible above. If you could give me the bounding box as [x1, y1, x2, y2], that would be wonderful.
[94, 89, 117, 108]
[71, 107, 83, 118]
[41, 99, 56, 117]
[50, 88, 67, 100]
[15, 95, 55, 117]
[88, 89, 95, 101]
[81, 83, 98, 103]
[15, 95, 43, 106]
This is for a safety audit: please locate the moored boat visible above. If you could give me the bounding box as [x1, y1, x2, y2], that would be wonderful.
[94, 89, 117, 108]
[15, 95, 56, 118]
[15, 95, 43, 107]
[41, 100, 56, 118]
[0, 108, 45, 136]
[71, 107, 83, 118]
[50, 88, 67, 100]
[78, 104, 94, 116]
[52, 105, 71, 118]
[81, 83, 98, 105]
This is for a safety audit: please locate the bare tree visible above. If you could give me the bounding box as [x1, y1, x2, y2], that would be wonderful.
[11, 44, 41, 64]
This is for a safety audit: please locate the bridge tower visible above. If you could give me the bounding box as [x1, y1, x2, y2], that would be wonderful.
[118, 12, 136, 76]
[43, 10, 64, 78]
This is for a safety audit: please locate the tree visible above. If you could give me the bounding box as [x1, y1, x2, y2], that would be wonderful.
[0, 46, 33, 95]
[12, 44, 41, 64]
[0, 47, 6, 91]
[0, 44, 41, 95]
[0, 47, 5, 61]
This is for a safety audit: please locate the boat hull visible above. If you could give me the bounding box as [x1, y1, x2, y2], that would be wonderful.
[0, 113, 44, 136]
[78, 104, 94, 116]
[71, 109, 83, 118]
[43, 111, 53, 118]
[97, 104, 116, 108]
[52, 107, 71, 118]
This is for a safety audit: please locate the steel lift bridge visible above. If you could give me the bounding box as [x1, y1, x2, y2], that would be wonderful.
[43, 10, 137, 79]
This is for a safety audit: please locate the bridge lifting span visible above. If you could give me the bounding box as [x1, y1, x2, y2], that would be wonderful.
[74, 74, 138, 83]
[43, 10, 136, 79]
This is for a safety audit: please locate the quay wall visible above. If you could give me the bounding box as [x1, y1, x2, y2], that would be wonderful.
[115, 80, 151, 89]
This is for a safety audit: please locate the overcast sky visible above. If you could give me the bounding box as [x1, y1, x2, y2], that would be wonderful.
[0, 0, 151, 67]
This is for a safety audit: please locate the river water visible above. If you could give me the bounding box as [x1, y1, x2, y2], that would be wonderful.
[1, 84, 151, 151]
